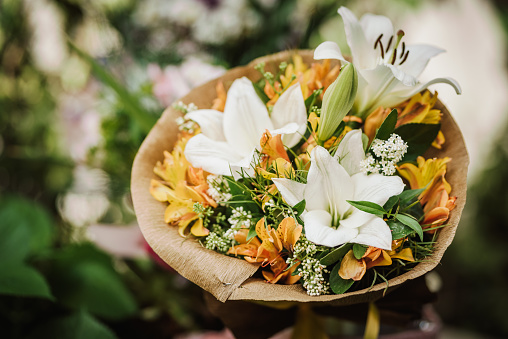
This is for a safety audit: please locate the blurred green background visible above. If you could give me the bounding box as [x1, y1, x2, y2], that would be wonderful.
[1, 0, 507, 338]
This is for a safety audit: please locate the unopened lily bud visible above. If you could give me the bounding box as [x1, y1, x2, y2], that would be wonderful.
[317, 63, 357, 143]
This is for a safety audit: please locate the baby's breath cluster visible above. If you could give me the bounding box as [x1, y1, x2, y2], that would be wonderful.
[172, 101, 198, 114]
[228, 206, 253, 228]
[203, 231, 232, 254]
[288, 237, 330, 296]
[203, 214, 238, 254]
[360, 133, 408, 175]
[206, 175, 232, 204]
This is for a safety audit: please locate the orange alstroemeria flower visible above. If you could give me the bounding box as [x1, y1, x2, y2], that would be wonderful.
[256, 131, 295, 208]
[397, 156, 456, 233]
[211, 81, 227, 112]
[338, 240, 415, 281]
[150, 136, 216, 237]
[363, 90, 444, 147]
[228, 217, 302, 285]
[264, 55, 340, 106]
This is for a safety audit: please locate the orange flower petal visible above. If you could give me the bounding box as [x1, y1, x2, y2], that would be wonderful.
[190, 218, 209, 237]
[339, 250, 366, 281]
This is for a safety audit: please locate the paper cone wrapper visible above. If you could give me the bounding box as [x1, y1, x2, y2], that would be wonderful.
[131, 50, 469, 305]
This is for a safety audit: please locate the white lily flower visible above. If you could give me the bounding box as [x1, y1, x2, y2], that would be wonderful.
[314, 6, 461, 118]
[184, 77, 307, 176]
[273, 130, 404, 250]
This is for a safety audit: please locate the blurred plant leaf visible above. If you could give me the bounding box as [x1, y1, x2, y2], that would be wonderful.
[49, 244, 137, 320]
[0, 196, 54, 263]
[0, 263, 54, 300]
[25, 310, 117, 339]
[69, 42, 157, 134]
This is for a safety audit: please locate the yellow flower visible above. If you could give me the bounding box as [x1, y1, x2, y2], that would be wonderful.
[397, 156, 456, 233]
[397, 156, 451, 202]
[151, 136, 216, 237]
[264, 55, 340, 106]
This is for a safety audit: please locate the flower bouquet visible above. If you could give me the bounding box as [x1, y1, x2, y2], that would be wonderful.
[132, 7, 468, 306]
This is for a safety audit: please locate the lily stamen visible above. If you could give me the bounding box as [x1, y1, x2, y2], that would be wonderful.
[391, 48, 397, 65]
[399, 50, 410, 65]
[374, 34, 385, 59]
[385, 35, 393, 53]
[400, 41, 406, 58]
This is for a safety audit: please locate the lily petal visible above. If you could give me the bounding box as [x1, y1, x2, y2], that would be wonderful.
[359, 13, 394, 52]
[184, 134, 245, 176]
[186, 109, 226, 141]
[351, 217, 392, 250]
[351, 172, 405, 206]
[314, 41, 347, 62]
[271, 83, 308, 147]
[272, 178, 305, 207]
[304, 210, 359, 247]
[333, 129, 366, 176]
[305, 146, 354, 216]
[339, 6, 377, 70]
[223, 77, 274, 155]
[398, 44, 445, 79]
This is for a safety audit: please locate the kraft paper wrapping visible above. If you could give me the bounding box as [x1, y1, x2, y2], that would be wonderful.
[131, 50, 469, 304]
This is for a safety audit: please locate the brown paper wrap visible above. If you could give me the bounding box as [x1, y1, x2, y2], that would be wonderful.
[131, 50, 469, 305]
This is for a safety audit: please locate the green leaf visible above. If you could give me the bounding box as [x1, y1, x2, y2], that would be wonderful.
[0, 264, 54, 300]
[330, 261, 354, 294]
[394, 123, 441, 161]
[320, 243, 352, 266]
[50, 245, 137, 320]
[353, 244, 368, 260]
[25, 310, 117, 339]
[374, 109, 398, 141]
[395, 214, 424, 241]
[0, 196, 54, 263]
[247, 221, 258, 241]
[346, 200, 385, 216]
[398, 187, 426, 206]
[361, 132, 369, 151]
[387, 220, 414, 240]
[70, 42, 156, 134]
[293, 200, 306, 217]
[383, 196, 399, 212]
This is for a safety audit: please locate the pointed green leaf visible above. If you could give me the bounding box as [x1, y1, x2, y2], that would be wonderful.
[394, 123, 441, 161]
[347, 200, 385, 216]
[398, 187, 426, 206]
[247, 221, 258, 241]
[387, 220, 414, 240]
[319, 243, 352, 266]
[374, 109, 398, 141]
[353, 244, 368, 260]
[293, 200, 306, 217]
[395, 214, 424, 241]
[0, 264, 54, 300]
[383, 196, 399, 212]
[330, 261, 355, 294]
